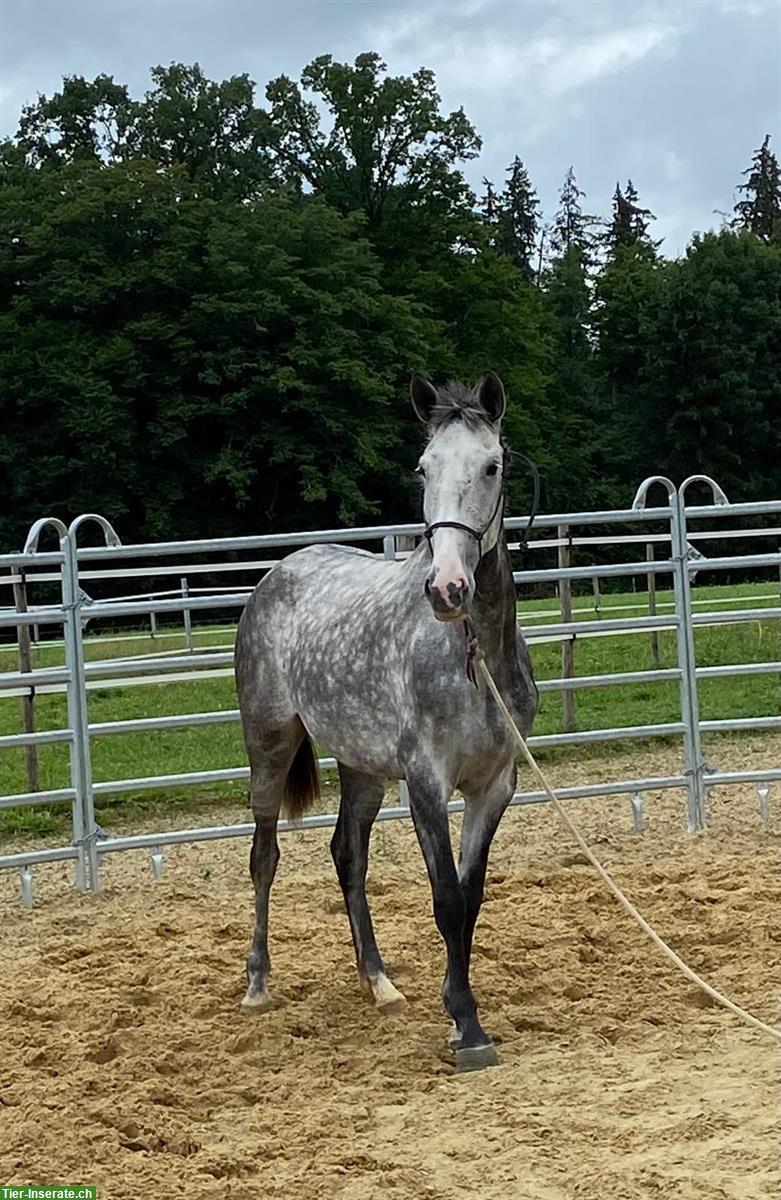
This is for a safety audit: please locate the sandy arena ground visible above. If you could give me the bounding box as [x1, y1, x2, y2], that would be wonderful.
[1, 734, 779, 1199]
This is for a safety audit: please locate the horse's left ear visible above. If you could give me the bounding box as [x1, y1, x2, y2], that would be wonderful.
[477, 373, 506, 423]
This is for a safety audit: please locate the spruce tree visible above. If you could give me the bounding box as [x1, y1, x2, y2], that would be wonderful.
[539, 168, 603, 507]
[479, 159, 540, 277]
[604, 180, 657, 258]
[494, 157, 540, 277]
[480, 176, 499, 227]
[550, 166, 597, 258]
[733, 135, 781, 241]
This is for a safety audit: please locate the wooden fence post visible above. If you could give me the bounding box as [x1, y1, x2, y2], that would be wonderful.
[558, 524, 576, 732]
[592, 575, 602, 619]
[181, 577, 193, 650]
[13, 572, 40, 792]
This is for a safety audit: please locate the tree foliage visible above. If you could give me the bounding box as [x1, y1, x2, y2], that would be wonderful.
[634, 232, 781, 500]
[0, 158, 430, 542]
[0, 63, 778, 550]
[16, 65, 275, 200]
[260, 53, 481, 264]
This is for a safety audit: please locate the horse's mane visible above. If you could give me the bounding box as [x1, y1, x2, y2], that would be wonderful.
[428, 382, 493, 431]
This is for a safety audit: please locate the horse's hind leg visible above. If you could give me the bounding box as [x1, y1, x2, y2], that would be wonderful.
[331, 764, 406, 1014]
[242, 720, 303, 1011]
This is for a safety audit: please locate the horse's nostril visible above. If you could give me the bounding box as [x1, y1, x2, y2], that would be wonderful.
[425, 571, 470, 612]
[444, 579, 469, 610]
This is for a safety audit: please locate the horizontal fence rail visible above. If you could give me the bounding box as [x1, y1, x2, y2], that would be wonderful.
[4, 525, 780, 589]
[1, 476, 779, 900]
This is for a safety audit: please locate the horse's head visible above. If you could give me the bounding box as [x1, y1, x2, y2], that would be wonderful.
[411, 374, 506, 622]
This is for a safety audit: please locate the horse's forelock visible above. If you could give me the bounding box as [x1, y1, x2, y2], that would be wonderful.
[428, 382, 494, 432]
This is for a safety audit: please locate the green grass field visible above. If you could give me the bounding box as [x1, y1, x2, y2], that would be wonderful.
[0, 580, 778, 841]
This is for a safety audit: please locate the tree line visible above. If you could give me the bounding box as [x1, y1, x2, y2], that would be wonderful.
[1, 55, 779, 550]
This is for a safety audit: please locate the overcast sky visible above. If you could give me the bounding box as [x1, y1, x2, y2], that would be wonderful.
[1, 0, 778, 254]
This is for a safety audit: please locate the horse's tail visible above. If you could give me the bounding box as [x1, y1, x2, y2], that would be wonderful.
[283, 735, 320, 822]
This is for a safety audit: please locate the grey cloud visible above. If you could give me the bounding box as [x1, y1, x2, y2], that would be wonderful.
[0, 0, 778, 254]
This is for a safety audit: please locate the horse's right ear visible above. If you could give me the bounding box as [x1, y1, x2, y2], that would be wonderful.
[410, 376, 439, 424]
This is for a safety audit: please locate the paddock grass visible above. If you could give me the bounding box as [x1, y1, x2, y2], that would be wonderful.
[0, 580, 778, 841]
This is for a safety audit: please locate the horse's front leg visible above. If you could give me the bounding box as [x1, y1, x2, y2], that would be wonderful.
[459, 761, 517, 971]
[407, 766, 497, 1072]
[446, 761, 517, 1048]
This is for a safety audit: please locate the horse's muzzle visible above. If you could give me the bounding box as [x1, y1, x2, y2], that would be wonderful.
[425, 572, 470, 621]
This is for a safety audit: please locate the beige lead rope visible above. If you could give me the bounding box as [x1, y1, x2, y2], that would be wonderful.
[476, 655, 781, 1045]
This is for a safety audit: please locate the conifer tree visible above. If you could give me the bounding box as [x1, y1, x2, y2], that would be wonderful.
[480, 176, 499, 225]
[495, 157, 540, 277]
[550, 166, 597, 258]
[480, 158, 541, 277]
[539, 168, 603, 507]
[604, 180, 656, 257]
[733, 135, 781, 241]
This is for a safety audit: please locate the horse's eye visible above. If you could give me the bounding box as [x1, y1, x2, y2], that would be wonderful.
[486, 463, 499, 477]
[415, 465, 425, 477]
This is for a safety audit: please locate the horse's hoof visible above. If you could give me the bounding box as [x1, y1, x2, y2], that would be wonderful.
[376, 994, 408, 1016]
[455, 1042, 499, 1073]
[241, 986, 274, 1012]
[368, 974, 407, 1014]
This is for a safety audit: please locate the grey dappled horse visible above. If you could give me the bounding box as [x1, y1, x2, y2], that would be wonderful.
[234, 374, 537, 1070]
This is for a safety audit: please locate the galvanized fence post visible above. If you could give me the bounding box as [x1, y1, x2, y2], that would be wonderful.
[632, 477, 704, 832]
[20, 518, 84, 887]
[676, 475, 731, 831]
[64, 514, 123, 891]
[671, 490, 707, 832]
[61, 530, 95, 890]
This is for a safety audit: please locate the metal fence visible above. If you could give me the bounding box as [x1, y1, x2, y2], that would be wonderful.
[1, 473, 779, 905]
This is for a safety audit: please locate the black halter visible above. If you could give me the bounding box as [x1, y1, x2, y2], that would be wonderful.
[423, 478, 507, 562]
[422, 449, 540, 562]
[422, 447, 540, 687]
